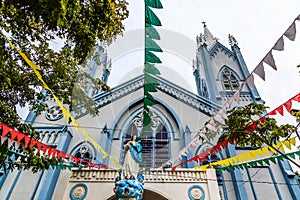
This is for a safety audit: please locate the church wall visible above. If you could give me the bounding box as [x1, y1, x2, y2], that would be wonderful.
[53, 170, 73, 200]
[0, 170, 17, 199]
[7, 170, 42, 200]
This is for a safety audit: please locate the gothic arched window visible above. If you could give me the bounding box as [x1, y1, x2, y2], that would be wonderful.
[122, 114, 170, 168]
[221, 67, 239, 91]
[72, 144, 94, 166]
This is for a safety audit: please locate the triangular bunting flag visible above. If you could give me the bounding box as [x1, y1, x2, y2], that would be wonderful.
[145, 0, 163, 9]
[287, 152, 296, 159]
[145, 6, 162, 26]
[2, 125, 11, 138]
[146, 26, 160, 40]
[268, 109, 277, 115]
[284, 22, 296, 41]
[263, 50, 277, 70]
[17, 133, 25, 143]
[257, 160, 264, 166]
[146, 37, 163, 52]
[283, 100, 292, 112]
[263, 159, 270, 166]
[262, 147, 270, 156]
[253, 62, 265, 81]
[10, 130, 19, 141]
[276, 155, 284, 161]
[269, 157, 277, 164]
[24, 136, 31, 147]
[246, 74, 255, 89]
[272, 36, 284, 51]
[289, 137, 296, 146]
[283, 140, 291, 150]
[276, 105, 284, 116]
[277, 142, 285, 152]
[1, 136, 6, 145]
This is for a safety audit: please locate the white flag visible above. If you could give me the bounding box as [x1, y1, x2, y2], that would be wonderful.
[206, 122, 218, 132]
[253, 62, 265, 81]
[272, 36, 284, 51]
[246, 74, 255, 89]
[284, 22, 296, 41]
[263, 50, 277, 70]
[232, 91, 241, 104]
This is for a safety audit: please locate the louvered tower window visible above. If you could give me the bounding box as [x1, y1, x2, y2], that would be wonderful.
[221, 67, 239, 91]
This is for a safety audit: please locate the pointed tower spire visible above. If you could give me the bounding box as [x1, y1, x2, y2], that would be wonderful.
[202, 22, 218, 49]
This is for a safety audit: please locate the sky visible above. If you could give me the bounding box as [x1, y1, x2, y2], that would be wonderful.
[108, 0, 300, 126]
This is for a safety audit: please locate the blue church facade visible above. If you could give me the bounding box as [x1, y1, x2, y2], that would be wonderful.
[0, 25, 299, 200]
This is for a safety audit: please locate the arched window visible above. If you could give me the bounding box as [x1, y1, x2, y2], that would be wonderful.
[122, 113, 170, 168]
[72, 144, 94, 166]
[221, 67, 239, 91]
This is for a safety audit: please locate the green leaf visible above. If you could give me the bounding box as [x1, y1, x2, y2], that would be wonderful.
[269, 157, 277, 164]
[145, 0, 163, 9]
[143, 110, 152, 126]
[146, 26, 160, 40]
[145, 6, 162, 26]
[144, 91, 155, 102]
[276, 155, 284, 161]
[257, 160, 264, 166]
[144, 83, 158, 92]
[145, 51, 162, 63]
[144, 63, 160, 75]
[263, 159, 270, 166]
[287, 152, 296, 159]
[146, 37, 162, 52]
[144, 96, 156, 106]
[144, 73, 159, 85]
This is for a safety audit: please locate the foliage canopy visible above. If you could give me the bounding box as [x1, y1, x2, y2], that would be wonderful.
[0, 0, 128, 172]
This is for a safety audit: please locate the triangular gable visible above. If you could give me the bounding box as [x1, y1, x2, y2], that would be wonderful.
[86, 75, 221, 118]
[209, 41, 236, 60]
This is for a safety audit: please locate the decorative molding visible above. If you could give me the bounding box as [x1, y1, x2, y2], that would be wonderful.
[188, 185, 205, 200]
[75, 75, 221, 118]
[209, 42, 236, 61]
[34, 126, 66, 146]
[70, 183, 88, 200]
[69, 169, 208, 184]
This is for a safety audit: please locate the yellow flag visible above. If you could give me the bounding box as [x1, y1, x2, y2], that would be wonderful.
[289, 137, 296, 146]
[269, 146, 278, 154]
[283, 140, 291, 150]
[255, 149, 264, 157]
[277, 142, 285, 152]
[262, 147, 270, 156]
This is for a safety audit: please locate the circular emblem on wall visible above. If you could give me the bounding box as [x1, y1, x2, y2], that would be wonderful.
[70, 183, 88, 200]
[45, 105, 63, 121]
[188, 185, 205, 200]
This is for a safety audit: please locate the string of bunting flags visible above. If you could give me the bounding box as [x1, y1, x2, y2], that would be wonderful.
[215, 149, 300, 173]
[170, 92, 300, 170]
[0, 123, 108, 170]
[143, 0, 163, 127]
[1, 32, 122, 169]
[195, 136, 297, 171]
[163, 13, 300, 168]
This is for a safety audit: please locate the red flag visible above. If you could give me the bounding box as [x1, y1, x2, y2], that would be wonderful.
[268, 110, 277, 115]
[17, 133, 25, 143]
[30, 140, 38, 148]
[259, 117, 266, 123]
[276, 105, 284, 116]
[2, 124, 11, 138]
[10, 130, 19, 141]
[24, 136, 31, 147]
[283, 100, 292, 112]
